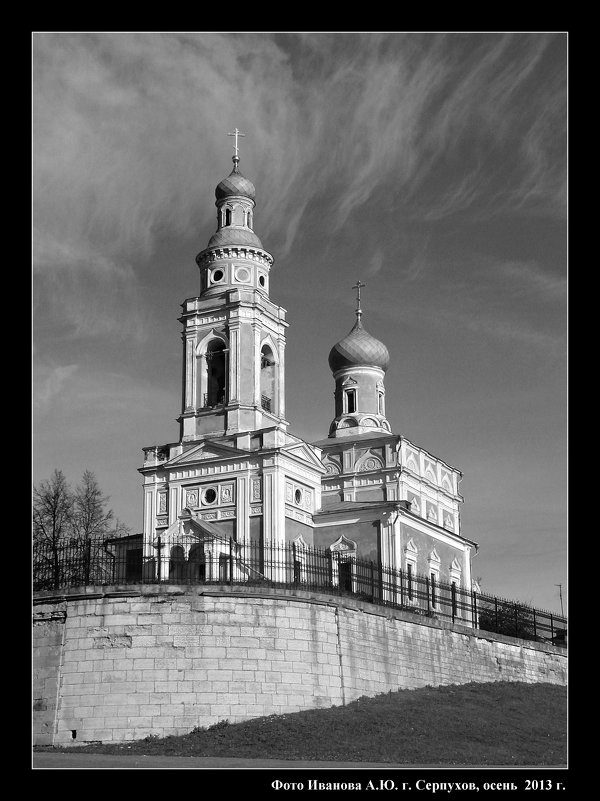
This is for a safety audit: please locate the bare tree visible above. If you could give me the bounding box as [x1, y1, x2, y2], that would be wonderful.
[71, 470, 129, 584]
[32, 469, 73, 589]
[33, 469, 130, 588]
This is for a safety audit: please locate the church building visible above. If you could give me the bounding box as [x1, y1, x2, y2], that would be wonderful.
[131, 139, 477, 601]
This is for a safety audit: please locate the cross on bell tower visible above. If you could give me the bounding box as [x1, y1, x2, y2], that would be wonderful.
[177, 142, 288, 441]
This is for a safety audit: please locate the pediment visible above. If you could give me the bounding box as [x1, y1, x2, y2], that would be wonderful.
[405, 538, 418, 554]
[284, 442, 327, 472]
[166, 440, 248, 467]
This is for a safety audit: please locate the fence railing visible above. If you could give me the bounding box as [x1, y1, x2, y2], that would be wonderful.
[33, 536, 567, 647]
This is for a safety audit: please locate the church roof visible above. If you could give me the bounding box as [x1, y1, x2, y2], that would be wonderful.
[328, 318, 390, 373]
[215, 156, 256, 202]
[205, 227, 264, 250]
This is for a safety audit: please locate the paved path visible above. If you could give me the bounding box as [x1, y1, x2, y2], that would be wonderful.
[33, 752, 407, 769]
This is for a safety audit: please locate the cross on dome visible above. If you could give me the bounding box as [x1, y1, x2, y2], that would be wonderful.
[227, 127, 246, 157]
[352, 280, 365, 323]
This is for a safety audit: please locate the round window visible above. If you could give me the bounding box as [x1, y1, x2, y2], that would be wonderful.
[258, 275, 266, 287]
[294, 489, 302, 505]
[236, 267, 250, 282]
[212, 269, 224, 283]
[204, 487, 217, 504]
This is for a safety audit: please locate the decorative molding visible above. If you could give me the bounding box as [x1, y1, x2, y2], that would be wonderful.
[330, 534, 357, 553]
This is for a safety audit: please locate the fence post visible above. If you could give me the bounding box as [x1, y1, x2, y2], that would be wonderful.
[550, 613, 554, 641]
[472, 590, 478, 628]
[84, 538, 91, 585]
[451, 583, 456, 624]
[399, 568, 404, 607]
[370, 561, 375, 601]
[494, 597, 499, 632]
[514, 603, 519, 638]
[229, 537, 233, 585]
[532, 608, 537, 639]
[426, 575, 430, 614]
[157, 536, 162, 582]
[292, 542, 297, 587]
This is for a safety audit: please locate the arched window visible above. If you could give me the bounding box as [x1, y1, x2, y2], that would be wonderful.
[260, 344, 276, 413]
[224, 208, 232, 226]
[205, 339, 227, 408]
[345, 388, 356, 414]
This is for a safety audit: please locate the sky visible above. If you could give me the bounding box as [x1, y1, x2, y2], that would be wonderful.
[32, 32, 567, 615]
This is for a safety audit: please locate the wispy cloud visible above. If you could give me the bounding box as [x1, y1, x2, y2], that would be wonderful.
[34, 362, 79, 412]
[33, 32, 566, 337]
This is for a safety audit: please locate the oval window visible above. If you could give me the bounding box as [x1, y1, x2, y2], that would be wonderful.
[212, 269, 224, 283]
[294, 489, 302, 505]
[204, 487, 217, 504]
[259, 275, 265, 287]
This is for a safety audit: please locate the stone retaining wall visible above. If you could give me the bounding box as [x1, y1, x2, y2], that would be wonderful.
[32, 585, 567, 746]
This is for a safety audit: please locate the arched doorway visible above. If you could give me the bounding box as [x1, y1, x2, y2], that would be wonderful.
[169, 545, 185, 582]
[188, 543, 206, 582]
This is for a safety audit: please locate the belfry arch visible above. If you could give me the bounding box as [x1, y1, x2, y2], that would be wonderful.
[260, 340, 277, 414]
[197, 332, 229, 410]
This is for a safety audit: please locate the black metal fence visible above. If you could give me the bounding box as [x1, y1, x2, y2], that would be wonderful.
[33, 536, 567, 647]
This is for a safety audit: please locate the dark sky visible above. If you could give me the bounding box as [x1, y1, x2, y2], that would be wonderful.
[33, 32, 567, 613]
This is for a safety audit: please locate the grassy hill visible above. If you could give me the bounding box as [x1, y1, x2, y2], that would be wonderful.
[38, 682, 567, 766]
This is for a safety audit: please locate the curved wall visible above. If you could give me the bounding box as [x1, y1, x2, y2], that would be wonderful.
[33, 585, 567, 746]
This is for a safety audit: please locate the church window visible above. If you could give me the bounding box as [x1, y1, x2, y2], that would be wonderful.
[294, 488, 302, 505]
[225, 208, 232, 226]
[204, 339, 227, 407]
[219, 553, 230, 582]
[248, 210, 253, 228]
[339, 559, 353, 592]
[451, 581, 458, 618]
[345, 389, 356, 414]
[260, 344, 276, 413]
[212, 269, 224, 283]
[378, 391, 384, 415]
[258, 275, 265, 288]
[203, 487, 217, 505]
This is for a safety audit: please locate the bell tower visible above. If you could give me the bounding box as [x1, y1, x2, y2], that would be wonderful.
[178, 132, 288, 441]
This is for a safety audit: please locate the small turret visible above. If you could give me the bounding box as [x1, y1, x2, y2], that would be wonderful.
[328, 282, 391, 438]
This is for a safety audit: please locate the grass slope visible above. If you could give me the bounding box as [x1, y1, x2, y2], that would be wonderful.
[40, 682, 567, 766]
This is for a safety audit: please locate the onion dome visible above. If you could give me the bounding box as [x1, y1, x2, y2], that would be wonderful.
[215, 156, 256, 202]
[328, 318, 390, 374]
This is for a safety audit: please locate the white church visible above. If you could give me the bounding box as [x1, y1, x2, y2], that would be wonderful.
[114, 139, 477, 601]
